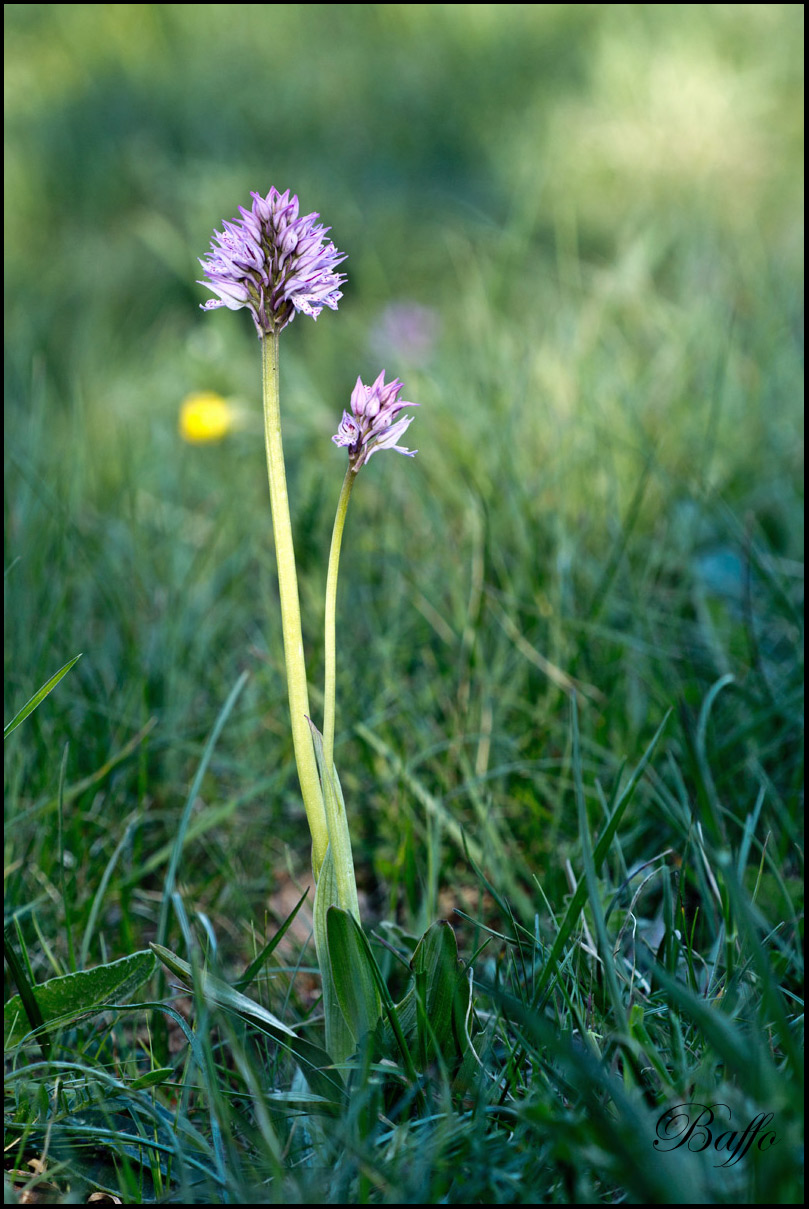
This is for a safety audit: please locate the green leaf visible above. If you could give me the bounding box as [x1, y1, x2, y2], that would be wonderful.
[4, 949, 155, 1047]
[323, 909, 420, 1089]
[150, 943, 345, 1108]
[410, 921, 470, 1068]
[312, 846, 356, 1066]
[4, 653, 82, 739]
[326, 906, 382, 1046]
[307, 719, 359, 918]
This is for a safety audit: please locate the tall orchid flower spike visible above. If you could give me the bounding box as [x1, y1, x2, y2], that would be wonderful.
[332, 371, 418, 472]
[199, 187, 347, 337]
[197, 187, 348, 878]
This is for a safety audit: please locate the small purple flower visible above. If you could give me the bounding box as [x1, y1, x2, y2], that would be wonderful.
[369, 301, 439, 366]
[332, 371, 418, 471]
[198, 188, 347, 337]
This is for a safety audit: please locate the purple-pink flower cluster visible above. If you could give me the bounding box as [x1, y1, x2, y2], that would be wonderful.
[198, 188, 347, 337]
[332, 372, 417, 471]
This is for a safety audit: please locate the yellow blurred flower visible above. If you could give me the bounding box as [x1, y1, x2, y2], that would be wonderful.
[179, 392, 238, 444]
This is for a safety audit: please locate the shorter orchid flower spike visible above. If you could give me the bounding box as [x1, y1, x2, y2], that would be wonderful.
[332, 371, 418, 471]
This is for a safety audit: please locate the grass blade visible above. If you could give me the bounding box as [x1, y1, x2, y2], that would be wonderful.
[4, 653, 82, 739]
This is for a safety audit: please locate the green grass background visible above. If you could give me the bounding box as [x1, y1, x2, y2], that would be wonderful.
[4, 4, 804, 1203]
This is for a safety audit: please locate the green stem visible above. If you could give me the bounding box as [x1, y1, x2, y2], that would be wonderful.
[261, 332, 328, 876]
[319, 464, 360, 919]
[323, 466, 356, 776]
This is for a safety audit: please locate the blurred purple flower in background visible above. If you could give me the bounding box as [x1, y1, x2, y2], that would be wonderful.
[332, 371, 418, 471]
[198, 187, 347, 337]
[369, 301, 440, 366]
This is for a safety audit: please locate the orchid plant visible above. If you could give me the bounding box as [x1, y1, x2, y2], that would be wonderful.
[153, 189, 471, 1088]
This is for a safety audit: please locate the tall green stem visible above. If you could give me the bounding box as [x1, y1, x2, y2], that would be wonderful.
[323, 466, 355, 776]
[261, 331, 328, 875]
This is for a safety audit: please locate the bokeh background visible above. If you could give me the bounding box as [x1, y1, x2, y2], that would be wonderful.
[5, 5, 804, 949]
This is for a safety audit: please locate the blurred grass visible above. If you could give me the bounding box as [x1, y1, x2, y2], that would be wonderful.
[5, 0, 803, 940]
[3, 5, 804, 1200]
